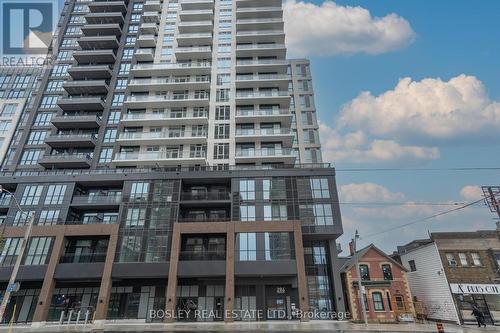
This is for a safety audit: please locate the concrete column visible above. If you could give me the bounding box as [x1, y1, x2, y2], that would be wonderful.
[328, 239, 346, 313]
[165, 223, 181, 323]
[293, 221, 309, 322]
[94, 232, 119, 321]
[224, 222, 235, 322]
[32, 232, 65, 323]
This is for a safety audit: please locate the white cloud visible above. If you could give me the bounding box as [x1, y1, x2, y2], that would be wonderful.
[339, 75, 500, 144]
[340, 182, 405, 203]
[337, 183, 492, 252]
[283, 0, 415, 57]
[319, 122, 440, 164]
[460, 185, 484, 201]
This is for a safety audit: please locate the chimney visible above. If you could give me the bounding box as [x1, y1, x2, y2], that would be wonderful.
[349, 240, 354, 256]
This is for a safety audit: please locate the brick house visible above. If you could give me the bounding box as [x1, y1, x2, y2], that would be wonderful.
[341, 244, 415, 322]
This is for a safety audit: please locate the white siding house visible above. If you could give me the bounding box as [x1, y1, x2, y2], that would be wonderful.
[400, 242, 460, 324]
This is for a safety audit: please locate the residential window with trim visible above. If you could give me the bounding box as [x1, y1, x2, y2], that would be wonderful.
[446, 253, 457, 267]
[372, 292, 384, 311]
[382, 264, 393, 280]
[20, 185, 44, 205]
[471, 252, 482, 266]
[45, 184, 67, 205]
[359, 264, 370, 281]
[239, 233, 256, 261]
[458, 253, 468, 266]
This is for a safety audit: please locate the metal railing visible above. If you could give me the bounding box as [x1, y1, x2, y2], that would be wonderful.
[236, 109, 290, 117]
[180, 191, 230, 200]
[235, 128, 291, 136]
[71, 193, 122, 204]
[179, 250, 226, 261]
[236, 43, 285, 50]
[235, 148, 293, 157]
[59, 252, 107, 264]
[114, 150, 207, 160]
[0, 163, 331, 177]
[236, 74, 289, 81]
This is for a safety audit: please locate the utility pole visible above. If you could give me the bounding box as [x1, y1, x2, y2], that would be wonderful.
[0, 186, 36, 323]
[353, 230, 368, 325]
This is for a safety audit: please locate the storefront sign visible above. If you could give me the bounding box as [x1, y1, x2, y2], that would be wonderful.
[450, 283, 500, 295]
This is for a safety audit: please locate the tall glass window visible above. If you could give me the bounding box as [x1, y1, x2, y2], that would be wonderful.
[239, 180, 255, 200]
[264, 232, 294, 260]
[310, 178, 330, 199]
[238, 233, 256, 261]
[240, 205, 255, 222]
[130, 182, 149, 201]
[44, 184, 67, 205]
[20, 185, 43, 205]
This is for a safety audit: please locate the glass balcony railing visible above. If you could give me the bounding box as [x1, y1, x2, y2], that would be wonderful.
[236, 43, 285, 50]
[179, 250, 226, 261]
[236, 148, 292, 157]
[114, 150, 207, 160]
[236, 74, 289, 81]
[133, 62, 211, 70]
[235, 91, 289, 98]
[44, 153, 93, 160]
[236, 59, 286, 66]
[71, 193, 122, 204]
[129, 77, 210, 86]
[119, 132, 207, 140]
[59, 252, 107, 264]
[180, 191, 230, 201]
[122, 112, 208, 120]
[236, 109, 289, 117]
[235, 128, 291, 136]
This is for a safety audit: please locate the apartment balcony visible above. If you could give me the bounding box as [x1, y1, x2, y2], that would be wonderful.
[235, 91, 290, 106]
[179, 9, 214, 21]
[125, 94, 209, 108]
[88, 1, 127, 14]
[236, 6, 283, 19]
[85, 12, 124, 25]
[45, 133, 97, 148]
[57, 96, 105, 111]
[235, 109, 292, 126]
[236, 59, 287, 73]
[62, 79, 109, 95]
[139, 22, 158, 34]
[235, 128, 293, 145]
[178, 20, 213, 33]
[112, 151, 207, 167]
[71, 193, 122, 208]
[120, 112, 208, 126]
[236, 30, 285, 44]
[116, 131, 207, 146]
[235, 148, 295, 164]
[78, 36, 119, 50]
[51, 114, 102, 129]
[131, 62, 212, 76]
[73, 49, 116, 64]
[236, 43, 286, 57]
[236, 18, 283, 31]
[180, 191, 230, 202]
[128, 76, 210, 91]
[81, 23, 122, 37]
[180, 0, 214, 10]
[236, 0, 282, 8]
[144, 0, 161, 11]
[142, 11, 160, 23]
[133, 48, 155, 62]
[68, 65, 112, 80]
[137, 34, 157, 48]
[176, 32, 213, 46]
[174, 46, 212, 60]
[59, 253, 107, 264]
[235, 73, 289, 89]
[39, 153, 93, 168]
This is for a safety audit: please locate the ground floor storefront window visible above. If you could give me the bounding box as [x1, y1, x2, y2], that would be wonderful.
[0, 287, 40, 323]
[454, 293, 499, 325]
[47, 284, 99, 322]
[107, 283, 165, 321]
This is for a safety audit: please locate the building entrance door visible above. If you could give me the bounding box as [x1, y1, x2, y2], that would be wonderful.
[266, 296, 288, 320]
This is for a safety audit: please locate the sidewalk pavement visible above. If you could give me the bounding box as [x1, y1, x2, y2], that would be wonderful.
[0, 320, 498, 333]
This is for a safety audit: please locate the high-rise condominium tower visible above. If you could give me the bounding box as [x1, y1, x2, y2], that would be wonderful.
[0, 0, 342, 325]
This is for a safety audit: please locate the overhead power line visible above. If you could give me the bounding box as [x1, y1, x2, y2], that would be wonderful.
[335, 167, 500, 172]
[360, 196, 488, 240]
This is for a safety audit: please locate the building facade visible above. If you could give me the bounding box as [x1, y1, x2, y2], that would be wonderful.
[0, 0, 343, 325]
[0, 66, 44, 169]
[340, 244, 414, 323]
[398, 228, 500, 325]
[0, 166, 344, 323]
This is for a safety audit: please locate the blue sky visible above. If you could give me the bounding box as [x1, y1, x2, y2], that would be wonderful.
[284, 0, 500, 252]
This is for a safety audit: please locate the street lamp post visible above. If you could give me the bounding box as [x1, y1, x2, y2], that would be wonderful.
[353, 230, 368, 326]
[0, 185, 36, 323]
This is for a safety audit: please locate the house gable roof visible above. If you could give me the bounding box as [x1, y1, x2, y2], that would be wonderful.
[340, 243, 409, 273]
